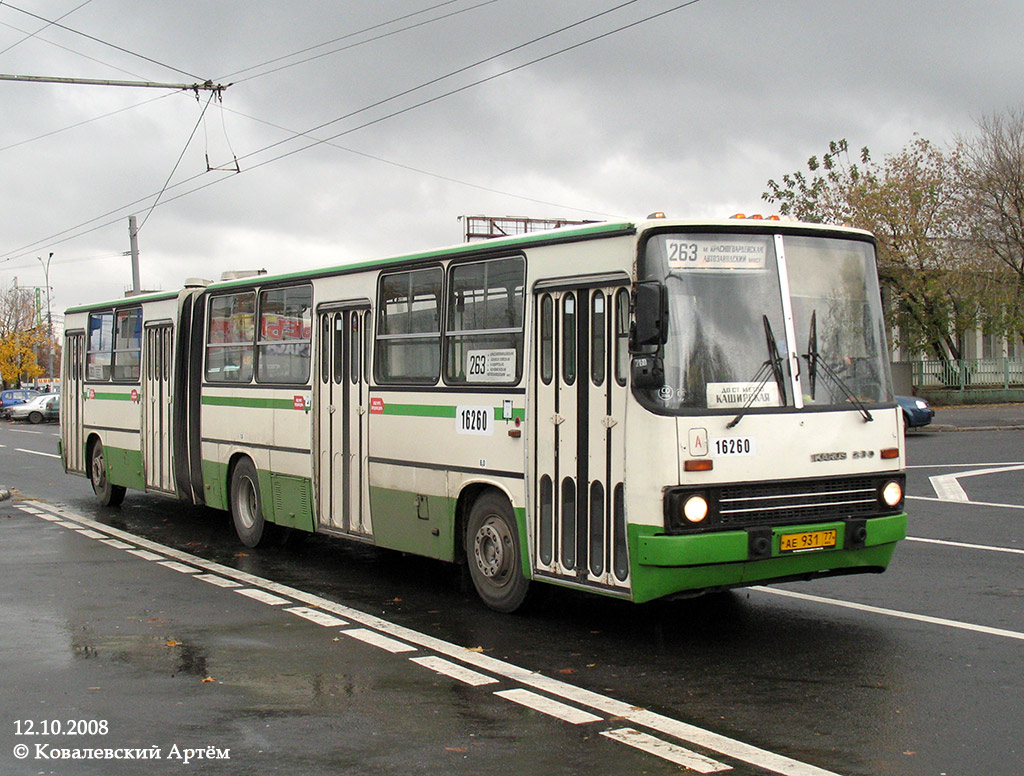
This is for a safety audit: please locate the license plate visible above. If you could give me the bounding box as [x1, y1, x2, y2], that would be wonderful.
[779, 529, 837, 553]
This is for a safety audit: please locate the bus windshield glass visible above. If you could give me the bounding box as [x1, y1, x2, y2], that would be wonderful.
[640, 231, 892, 414]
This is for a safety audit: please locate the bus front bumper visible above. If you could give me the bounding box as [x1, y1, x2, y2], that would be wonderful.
[628, 513, 907, 604]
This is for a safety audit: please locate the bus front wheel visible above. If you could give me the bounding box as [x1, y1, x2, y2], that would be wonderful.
[90, 440, 126, 507]
[465, 492, 530, 613]
[230, 458, 272, 548]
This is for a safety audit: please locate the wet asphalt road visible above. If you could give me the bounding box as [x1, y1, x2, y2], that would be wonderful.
[0, 418, 1021, 776]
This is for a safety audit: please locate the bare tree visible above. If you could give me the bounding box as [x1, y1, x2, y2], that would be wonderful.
[957, 107, 1024, 348]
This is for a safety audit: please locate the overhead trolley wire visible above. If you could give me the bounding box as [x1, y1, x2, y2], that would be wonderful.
[0, 0, 94, 56]
[2, 0, 705, 262]
[218, 0, 493, 83]
[0, 1, 203, 80]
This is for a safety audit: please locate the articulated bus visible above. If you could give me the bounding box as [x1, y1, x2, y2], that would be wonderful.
[60, 217, 908, 611]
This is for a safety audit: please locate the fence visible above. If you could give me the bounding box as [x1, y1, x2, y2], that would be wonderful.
[900, 358, 1024, 391]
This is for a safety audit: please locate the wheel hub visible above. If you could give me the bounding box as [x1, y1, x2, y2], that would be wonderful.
[474, 520, 509, 579]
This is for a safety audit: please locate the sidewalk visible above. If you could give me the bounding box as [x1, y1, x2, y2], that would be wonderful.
[929, 402, 1024, 432]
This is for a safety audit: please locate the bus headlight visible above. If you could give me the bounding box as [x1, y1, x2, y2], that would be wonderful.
[881, 480, 903, 507]
[683, 495, 709, 523]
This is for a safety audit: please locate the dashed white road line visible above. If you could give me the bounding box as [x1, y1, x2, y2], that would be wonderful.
[284, 606, 349, 628]
[410, 656, 498, 687]
[602, 728, 731, 774]
[194, 573, 243, 588]
[343, 628, 417, 654]
[235, 588, 291, 606]
[494, 689, 602, 725]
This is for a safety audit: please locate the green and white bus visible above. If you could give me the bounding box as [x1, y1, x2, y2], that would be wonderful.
[60, 216, 907, 611]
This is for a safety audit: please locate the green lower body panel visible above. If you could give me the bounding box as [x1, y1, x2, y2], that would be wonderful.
[104, 446, 146, 492]
[628, 514, 908, 604]
[200, 459, 315, 533]
[369, 486, 456, 561]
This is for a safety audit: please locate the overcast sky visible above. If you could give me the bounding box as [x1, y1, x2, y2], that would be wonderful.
[1, 0, 1020, 317]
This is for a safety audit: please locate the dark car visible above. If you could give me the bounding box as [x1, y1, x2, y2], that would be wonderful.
[9, 394, 60, 423]
[0, 388, 40, 419]
[896, 394, 935, 430]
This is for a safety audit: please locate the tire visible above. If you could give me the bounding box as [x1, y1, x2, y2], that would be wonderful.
[90, 440, 126, 507]
[230, 458, 273, 548]
[28, 411, 43, 424]
[465, 492, 530, 613]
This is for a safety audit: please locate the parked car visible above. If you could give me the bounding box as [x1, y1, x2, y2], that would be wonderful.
[0, 388, 40, 419]
[896, 395, 934, 430]
[10, 394, 60, 424]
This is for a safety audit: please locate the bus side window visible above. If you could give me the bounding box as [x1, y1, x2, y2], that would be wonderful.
[375, 267, 443, 384]
[445, 256, 525, 385]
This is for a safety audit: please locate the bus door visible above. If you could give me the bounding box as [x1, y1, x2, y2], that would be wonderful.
[142, 323, 175, 493]
[62, 331, 86, 474]
[532, 278, 631, 591]
[315, 302, 372, 537]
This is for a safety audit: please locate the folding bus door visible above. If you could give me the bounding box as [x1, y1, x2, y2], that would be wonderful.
[532, 279, 631, 592]
[61, 331, 86, 474]
[315, 303, 372, 537]
[142, 323, 175, 493]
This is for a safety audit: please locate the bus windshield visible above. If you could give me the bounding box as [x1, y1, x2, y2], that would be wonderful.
[640, 231, 892, 414]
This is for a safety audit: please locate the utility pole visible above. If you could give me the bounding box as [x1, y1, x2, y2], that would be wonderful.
[36, 252, 54, 386]
[128, 216, 141, 294]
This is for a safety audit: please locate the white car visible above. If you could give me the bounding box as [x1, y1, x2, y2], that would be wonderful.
[10, 394, 60, 423]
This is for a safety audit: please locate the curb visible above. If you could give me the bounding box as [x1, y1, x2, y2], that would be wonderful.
[923, 424, 1024, 432]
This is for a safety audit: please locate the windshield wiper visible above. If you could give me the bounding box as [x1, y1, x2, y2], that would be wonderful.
[803, 310, 873, 422]
[727, 316, 787, 429]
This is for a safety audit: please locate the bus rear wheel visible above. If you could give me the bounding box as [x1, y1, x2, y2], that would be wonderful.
[90, 440, 126, 507]
[230, 458, 273, 548]
[465, 492, 530, 613]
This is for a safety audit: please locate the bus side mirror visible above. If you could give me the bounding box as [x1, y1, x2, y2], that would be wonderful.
[631, 281, 668, 349]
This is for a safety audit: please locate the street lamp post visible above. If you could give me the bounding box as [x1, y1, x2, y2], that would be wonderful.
[36, 252, 53, 388]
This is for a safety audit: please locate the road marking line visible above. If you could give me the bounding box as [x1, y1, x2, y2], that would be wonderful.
[235, 588, 291, 606]
[127, 549, 166, 561]
[409, 656, 498, 686]
[929, 473, 968, 502]
[907, 536, 1024, 556]
[55, 520, 81, 528]
[75, 529, 107, 539]
[194, 573, 242, 588]
[15, 448, 60, 459]
[907, 495, 1024, 510]
[494, 689, 602, 725]
[18, 506, 44, 514]
[20, 501, 843, 776]
[908, 460, 1024, 469]
[158, 560, 199, 574]
[929, 463, 1024, 503]
[100, 539, 134, 550]
[601, 728, 730, 773]
[753, 587, 1024, 642]
[343, 628, 417, 654]
[285, 606, 348, 628]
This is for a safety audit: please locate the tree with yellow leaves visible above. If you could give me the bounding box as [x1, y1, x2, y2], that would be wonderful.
[0, 280, 46, 387]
